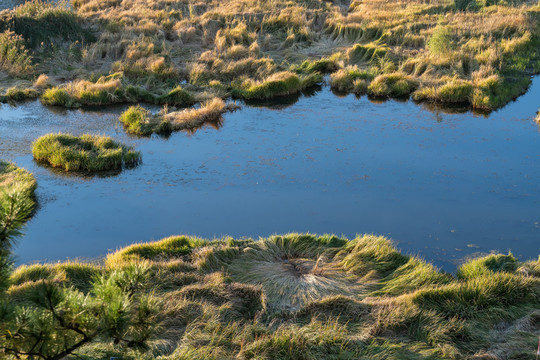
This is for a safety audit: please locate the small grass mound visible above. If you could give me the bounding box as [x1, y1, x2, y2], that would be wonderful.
[32, 133, 141, 172]
[118, 105, 155, 136]
[232, 71, 322, 100]
[119, 98, 239, 136]
[330, 66, 376, 94]
[457, 253, 518, 280]
[227, 234, 362, 311]
[290, 56, 342, 75]
[368, 72, 418, 97]
[0, 160, 36, 199]
[10, 261, 101, 293]
[106, 235, 208, 265]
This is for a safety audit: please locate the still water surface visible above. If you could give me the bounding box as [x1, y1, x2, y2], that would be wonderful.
[1, 79, 540, 270]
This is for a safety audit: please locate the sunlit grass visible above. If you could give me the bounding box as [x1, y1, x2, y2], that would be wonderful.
[6, 232, 540, 359]
[0, 0, 537, 110]
[120, 97, 239, 136]
[32, 133, 141, 172]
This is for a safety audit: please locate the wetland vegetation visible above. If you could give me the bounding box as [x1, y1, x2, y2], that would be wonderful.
[32, 133, 141, 172]
[1, 230, 539, 359]
[0, 0, 538, 114]
[2, 0, 540, 358]
[119, 97, 239, 136]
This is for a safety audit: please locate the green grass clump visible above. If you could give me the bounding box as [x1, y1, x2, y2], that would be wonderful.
[232, 72, 322, 99]
[32, 133, 141, 172]
[0, 160, 37, 204]
[2, 86, 39, 102]
[0, 31, 33, 75]
[412, 272, 539, 318]
[290, 56, 342, 75]
[519, 256, 540, 277]
[106, 235, 208, 264]
[10, 261, 101, 293]
[436, 80, 474, 103]
[339, 235, 409, 277]
[159, 85, 195, 105]
[118, 105, 154, 136]
[0, 0, 94, 48]
[347, 43, 388, 63]
[368, 72, 418, 97]
[372, 257, 453, 296]
[428, 25, 454, 55]
[413, 80, 475, 104]
[330, 66, 376, 93]
[457, 253, 518, 280]
[5, 233, 540, 359]
[41, 87, 77, 107]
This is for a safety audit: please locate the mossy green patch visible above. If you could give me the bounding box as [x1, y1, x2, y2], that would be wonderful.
[32, 133, 141, 172]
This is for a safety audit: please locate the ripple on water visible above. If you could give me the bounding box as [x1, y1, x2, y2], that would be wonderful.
[1, 78, 540, 271]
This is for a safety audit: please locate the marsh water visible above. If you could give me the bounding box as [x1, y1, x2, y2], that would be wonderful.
[1, 78, 540, 271]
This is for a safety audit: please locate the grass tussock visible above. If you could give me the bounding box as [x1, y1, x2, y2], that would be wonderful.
[232, 71, 322, 100]
[32, 133, 141, 172]
[40, 74, 196, 108]
[120, 98, 239, 136]
[5, 233, 540, 359]
[0, 160, 36, 206]
[368, 72, 418, 98]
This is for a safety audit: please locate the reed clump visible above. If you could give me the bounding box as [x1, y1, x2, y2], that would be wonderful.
[32, 133, 141, 172]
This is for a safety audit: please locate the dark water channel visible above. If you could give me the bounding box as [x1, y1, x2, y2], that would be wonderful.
[1, 79, 540, 271]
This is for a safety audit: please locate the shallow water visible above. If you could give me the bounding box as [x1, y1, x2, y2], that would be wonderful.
[1, 78, 540, 271]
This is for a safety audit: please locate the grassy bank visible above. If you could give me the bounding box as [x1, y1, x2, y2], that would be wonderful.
[0, 160, 36, 298]
[32, 133, 141, 172]
[0, 0, 538, 111]
[3, 233, 539, 359]
[0, 160, 36, 201]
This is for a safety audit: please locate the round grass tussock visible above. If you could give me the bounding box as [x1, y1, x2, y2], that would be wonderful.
[368, 73, 418, 98]
[41, 87, 77, 107]
[119, 105, 153, 136]
[0, 160, 37, 198]
[232, 72, 321, 100]
[227, 234, 364, 312]
[32, 133, 141, 172]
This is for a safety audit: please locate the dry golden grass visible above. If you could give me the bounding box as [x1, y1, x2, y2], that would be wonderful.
[1, 0, 538, 110]
[164, 97, 239, 130]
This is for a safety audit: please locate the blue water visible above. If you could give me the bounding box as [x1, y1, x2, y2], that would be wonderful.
[1, 78, 539, 271]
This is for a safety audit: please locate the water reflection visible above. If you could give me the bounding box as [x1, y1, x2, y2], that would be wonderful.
[1, 77, 539, 272]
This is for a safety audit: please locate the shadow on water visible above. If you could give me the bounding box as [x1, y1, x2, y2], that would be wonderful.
[1, 76, 540, 271]
[32, 159, 124, 179]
